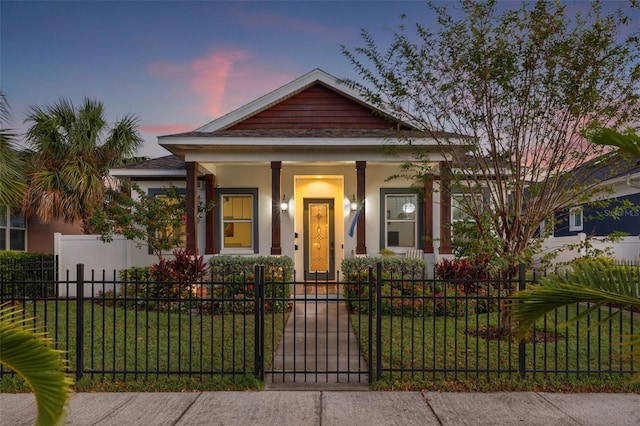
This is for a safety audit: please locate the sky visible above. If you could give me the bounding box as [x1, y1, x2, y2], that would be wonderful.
[1, 1, 638, 158]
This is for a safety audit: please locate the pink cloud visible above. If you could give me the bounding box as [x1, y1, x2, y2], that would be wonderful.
[189, 49, 251, 117]
[147, 48, 297, 121]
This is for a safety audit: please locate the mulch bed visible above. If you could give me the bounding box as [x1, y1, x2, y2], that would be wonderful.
[466, 325, 564, 343]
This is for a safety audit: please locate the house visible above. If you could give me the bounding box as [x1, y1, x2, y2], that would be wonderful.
[538, 153, 640, 263]
[110, 69, 473, 280]
[1, 208, 82, 254]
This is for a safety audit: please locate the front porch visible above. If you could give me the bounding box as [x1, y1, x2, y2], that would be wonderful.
[180, 159, 454, 281]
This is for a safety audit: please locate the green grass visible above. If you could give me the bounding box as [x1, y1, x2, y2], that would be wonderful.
[0, 300, 288, 392]
[4, 298, 639, 393]
[350, 303, 640, 391]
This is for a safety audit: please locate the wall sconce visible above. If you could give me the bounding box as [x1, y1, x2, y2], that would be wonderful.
[280, 195, 288, 211]
[350, 194, 358, 211]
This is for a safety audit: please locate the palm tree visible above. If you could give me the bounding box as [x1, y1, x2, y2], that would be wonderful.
[509, 128, 640, 364]
[0, 91, 27, 209]
[23, 98, 142, 232]
[0, 303, 73, 425]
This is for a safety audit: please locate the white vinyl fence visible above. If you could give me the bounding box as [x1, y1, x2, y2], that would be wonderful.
[535, 233, 640, 268]
[54, 233, 156, 296]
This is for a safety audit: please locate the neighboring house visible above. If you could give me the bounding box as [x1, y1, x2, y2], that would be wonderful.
[1, 208, 82, 254]
[539, 153, 640, 263]
[111, 69, 473, 280]
[554, 154, 640, 238]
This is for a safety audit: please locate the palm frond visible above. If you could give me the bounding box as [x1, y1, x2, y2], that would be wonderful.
[508, 262, 640, 341]
[0, 92, 27, 207]
[23, 97, 142, 227]
[0, 303, 73, 426]
[592, 128, 640, 159]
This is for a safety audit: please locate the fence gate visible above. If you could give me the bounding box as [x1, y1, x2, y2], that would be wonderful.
[255, 266, 371, 388]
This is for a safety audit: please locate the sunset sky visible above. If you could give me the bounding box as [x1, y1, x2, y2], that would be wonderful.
[1, 1, 637, 158]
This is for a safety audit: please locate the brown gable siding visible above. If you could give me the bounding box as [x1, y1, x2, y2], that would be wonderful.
[229, 84, 396, 130]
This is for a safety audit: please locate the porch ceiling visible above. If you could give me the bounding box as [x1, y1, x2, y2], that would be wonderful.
[195, 159, 413, 173]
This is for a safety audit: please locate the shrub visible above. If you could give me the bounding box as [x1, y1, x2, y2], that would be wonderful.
[342, 256, 506, 317]
[0, 252, 56, 298]
[115, 249, 209, 311]
[378, 281, 475, 318]
[341, 256, 426, 281]
[434, 257, 493, 280]
[568, 255, 619, 269]
[208, 255, 293, 313]
[341, 256, 426, 313]
[209, 255, 293, 282]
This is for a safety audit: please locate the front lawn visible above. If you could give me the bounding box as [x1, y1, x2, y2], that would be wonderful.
[350, 304, 640, 392]
[0, 300, 289, 392]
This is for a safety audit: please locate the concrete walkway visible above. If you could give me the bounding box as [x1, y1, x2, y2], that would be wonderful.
[2, 391, 640, 425]
[265, 296, 369, 389]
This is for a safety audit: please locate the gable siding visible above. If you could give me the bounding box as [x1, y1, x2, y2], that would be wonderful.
[554, 192, 640, 237]
[229, 84, 394, 130]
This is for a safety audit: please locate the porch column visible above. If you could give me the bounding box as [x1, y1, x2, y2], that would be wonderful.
[185, 161, 198, 254]
[204, 174, 216, 254]
[439, 161, 452, 254]
[423, 175, 434, 253]
[355, 161, 367, 255]
[271, 161, 282, 255]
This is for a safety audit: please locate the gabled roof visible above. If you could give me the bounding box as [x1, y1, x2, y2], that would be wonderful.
[157, 69, 473, 165]
[564, 152, 640, 185]
[190, 68, 413, 134]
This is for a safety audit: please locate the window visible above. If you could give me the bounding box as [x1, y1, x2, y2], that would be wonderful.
[569, 207, 583, 232]
[148, 188, 187, 252]
[154, 194, 187, 248]
[383, 192, 418, 248]
[0, 209, 26, 251]
[452, 193, 482, 223]
[217, 189, 258, 253]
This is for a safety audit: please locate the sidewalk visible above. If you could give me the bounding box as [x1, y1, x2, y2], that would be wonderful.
[2, 390, 639, 425]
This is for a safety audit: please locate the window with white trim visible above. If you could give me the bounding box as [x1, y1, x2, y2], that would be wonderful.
[569, 207, 583, 232]
[452, 193, 482, 223]
[0, 209, 26, 251]
[217, 189, 258, 253]
[384, 193, 418, 248]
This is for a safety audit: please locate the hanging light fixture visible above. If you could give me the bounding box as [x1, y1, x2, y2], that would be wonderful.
[402, 199, 416, 214]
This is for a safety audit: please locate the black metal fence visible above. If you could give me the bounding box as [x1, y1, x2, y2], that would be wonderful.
[1, 264, 270, 382]
[0, 254, 57, 298]
[1, 262, 637, 385]
[371, 263, 638, 382]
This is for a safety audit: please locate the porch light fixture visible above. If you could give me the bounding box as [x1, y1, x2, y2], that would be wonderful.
[280, 195, 288, 211]
[402, 202, 416, 214]
[350, 194, 358, 211]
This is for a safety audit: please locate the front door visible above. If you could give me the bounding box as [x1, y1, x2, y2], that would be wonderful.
[303, 199, 335, 280]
